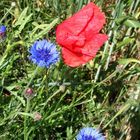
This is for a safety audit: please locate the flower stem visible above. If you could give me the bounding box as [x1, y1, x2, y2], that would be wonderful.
[22, 66, 39, 96]
[24, 98, 30, 140]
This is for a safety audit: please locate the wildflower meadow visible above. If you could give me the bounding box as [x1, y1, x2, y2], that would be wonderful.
[0, 0, 140, 139]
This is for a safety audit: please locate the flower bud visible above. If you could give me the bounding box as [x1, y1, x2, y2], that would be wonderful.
[33, 112, 42, 121]
[24, 88, 34, 99]
[59, 85, 66, 92]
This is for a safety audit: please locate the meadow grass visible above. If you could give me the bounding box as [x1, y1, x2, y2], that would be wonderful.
[0, 0, 140, 139]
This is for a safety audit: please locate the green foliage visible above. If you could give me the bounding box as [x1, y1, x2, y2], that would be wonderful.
[0, 0, 140, 139]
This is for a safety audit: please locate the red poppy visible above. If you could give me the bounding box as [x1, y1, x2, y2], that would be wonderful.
[56, 2, 108, 67]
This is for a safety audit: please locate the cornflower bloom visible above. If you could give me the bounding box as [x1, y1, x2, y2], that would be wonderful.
[76, 127, 105, 140]
[0, 25, 6, 41]
[29, 39, 59, 68]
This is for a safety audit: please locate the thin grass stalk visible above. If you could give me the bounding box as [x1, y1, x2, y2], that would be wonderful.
[103, 103, 130, 129]
[104, 0, 121, 70]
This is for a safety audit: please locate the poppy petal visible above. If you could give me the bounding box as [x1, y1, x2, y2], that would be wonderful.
[62, 34, 108, 67]
[81, 34, 108, 57]
[62, 47, 92, 67]
[84, 3, 106, 40]
[56, 2, 94, 47]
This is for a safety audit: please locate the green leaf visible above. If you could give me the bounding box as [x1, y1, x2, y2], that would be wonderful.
[115, 16, 129, 24]
[118, 58, 140, 65]
[30, 18, 59, 41]
[14, 7, 29, 26]
[10, 91, 25, 106]
[117, 38, 135, 48]
[17, 112, 34, 118]
[124, 19, 140, 28]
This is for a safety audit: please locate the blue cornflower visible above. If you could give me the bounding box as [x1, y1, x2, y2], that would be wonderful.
[0, 25, 6, 41]
[0, 25, 6, 34]
[29, 39, 59, 68]
[76, 127, 105, 140]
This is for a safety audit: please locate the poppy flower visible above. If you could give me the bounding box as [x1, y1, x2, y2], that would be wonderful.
[56, 2, 108, 67]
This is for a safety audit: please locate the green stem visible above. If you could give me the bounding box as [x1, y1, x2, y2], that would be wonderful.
[14, 67, 39, 116]
[41, 89, 61, 113]
[45, 69, 48, 95]
[22, 66, 39, 96]
[24, 98, 30, 140]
